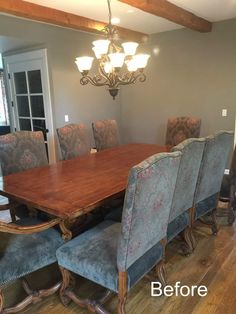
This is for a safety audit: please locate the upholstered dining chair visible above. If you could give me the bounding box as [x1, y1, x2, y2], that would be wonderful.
[0, 131, 48, 221]
[192, 131, 234, 237]
[0, 216, 64, 313]
[167, 138, 206, 253]
[57, 123, 90, 160]
[219, 144, 236, 225]
[56, 151, 181, 314]
[165, 116, 201, 146]
[92, 119, 120, 151]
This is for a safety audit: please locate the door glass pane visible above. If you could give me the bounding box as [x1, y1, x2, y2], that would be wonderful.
[14, 72, 27, 94]
[19, 119, 31, 131]
[17, 96, 30, 117]
[31, 95, 45, 117]
[33, 119, 46, 140]
[28, 70, 42, 93]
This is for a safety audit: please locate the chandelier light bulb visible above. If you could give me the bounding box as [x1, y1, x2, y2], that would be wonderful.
[121, 42, 139, 56]
[126, 59, 138, 72]
[75, 56, 94, 72]
[92, 47, 102, 59]
[132, 54, 150, 69]
[92, 40, 110, 56]
[108, 53, 126, 68]
[104, 62, 113, 74]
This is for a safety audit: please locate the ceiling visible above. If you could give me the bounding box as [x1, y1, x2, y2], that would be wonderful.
[23, 0, 236, 34]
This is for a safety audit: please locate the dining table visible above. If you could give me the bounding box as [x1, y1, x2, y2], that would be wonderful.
[0, 143, 169, 238]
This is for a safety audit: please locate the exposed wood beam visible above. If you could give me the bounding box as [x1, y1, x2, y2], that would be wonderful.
[0, 0, 147, 42]
[118, 0, 212, 33]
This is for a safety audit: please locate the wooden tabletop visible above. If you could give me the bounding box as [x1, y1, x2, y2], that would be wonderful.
[0, 143, 168, 219]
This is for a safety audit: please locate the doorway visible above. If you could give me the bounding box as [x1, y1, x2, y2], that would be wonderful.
[3, 49, 56, 163]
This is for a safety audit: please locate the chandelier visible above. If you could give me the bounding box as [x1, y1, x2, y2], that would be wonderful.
[75, 0, 150, 99]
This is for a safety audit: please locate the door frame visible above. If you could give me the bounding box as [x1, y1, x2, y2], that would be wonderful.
[3, 48, 56, 163]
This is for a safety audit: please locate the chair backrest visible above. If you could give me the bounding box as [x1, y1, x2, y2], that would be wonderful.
[194, 131, 234, 204]
[92, 119, 120, 151]
[169, 138, 206, 223]
[165, 116, 201, 146]
[0, 131, 48, 176]
[117, 151, 181, 272]
[57, 123, 90, 160]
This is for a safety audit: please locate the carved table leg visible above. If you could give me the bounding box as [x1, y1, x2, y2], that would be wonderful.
[59, 221, 72, 240]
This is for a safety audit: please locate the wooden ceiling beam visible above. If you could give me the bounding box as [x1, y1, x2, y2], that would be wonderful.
[118, 0, 212, 33]
[0, 0, 147, 42]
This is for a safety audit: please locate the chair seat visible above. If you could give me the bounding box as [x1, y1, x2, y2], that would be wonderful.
[0, 218, 64, 286]
[167, 211, 190, 242]
[56, 220, 163, 293]
[195, 193, 218, 220]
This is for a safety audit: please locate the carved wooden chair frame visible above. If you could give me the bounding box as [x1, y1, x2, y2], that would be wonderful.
[0, 202, 66, 314]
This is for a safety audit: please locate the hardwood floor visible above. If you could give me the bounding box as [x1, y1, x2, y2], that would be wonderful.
[2, 204, 236, 314]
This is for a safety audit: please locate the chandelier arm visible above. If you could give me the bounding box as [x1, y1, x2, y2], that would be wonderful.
[80, 75, 109, 87]
[98, 65, 113, 87]
[116, 72, 135, 85]
[115, 71, 147, 87]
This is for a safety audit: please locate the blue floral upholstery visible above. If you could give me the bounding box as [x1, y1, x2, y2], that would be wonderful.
[57, 151, 181, 296]
[194, 131, 234, 220]
[0, 131, 48, 176]
[57, 123, 90, 160]
[117, 151, 181, 271]
[0, 217, 64, 286]
[166, 138, 205, 241]
[104, 139, 206, 243]
[169, 139, 206, 221]
[165, 117, 201, 146]
[0, 131, 48, 219]
[92, 119, 120, 151]
[167, 211, 189, 242]
[57, 220, 163, 292]
[195, 194, 218, 220]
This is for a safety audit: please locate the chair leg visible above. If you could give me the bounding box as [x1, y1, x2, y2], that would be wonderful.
[181, 227, 193, 256]
[211, 209, 218, 235]
[228, 206, 235, 225]
[0, 279, 61, 314]
[118, 272, 127, 314]
[0, 288, 4, 313]
[189, 228, 197, 250]
[59, 266, 72, 307]
[155, 260, 166, 288]
[59, 266, 111, 313]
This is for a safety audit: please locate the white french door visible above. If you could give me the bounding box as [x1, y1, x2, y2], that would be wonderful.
[4, 49, 56, 163]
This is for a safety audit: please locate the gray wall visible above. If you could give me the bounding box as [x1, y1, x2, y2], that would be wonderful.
[120, 19, 236, 144]
[0, 15, 121, 150]
[0, 15, 235, 150]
